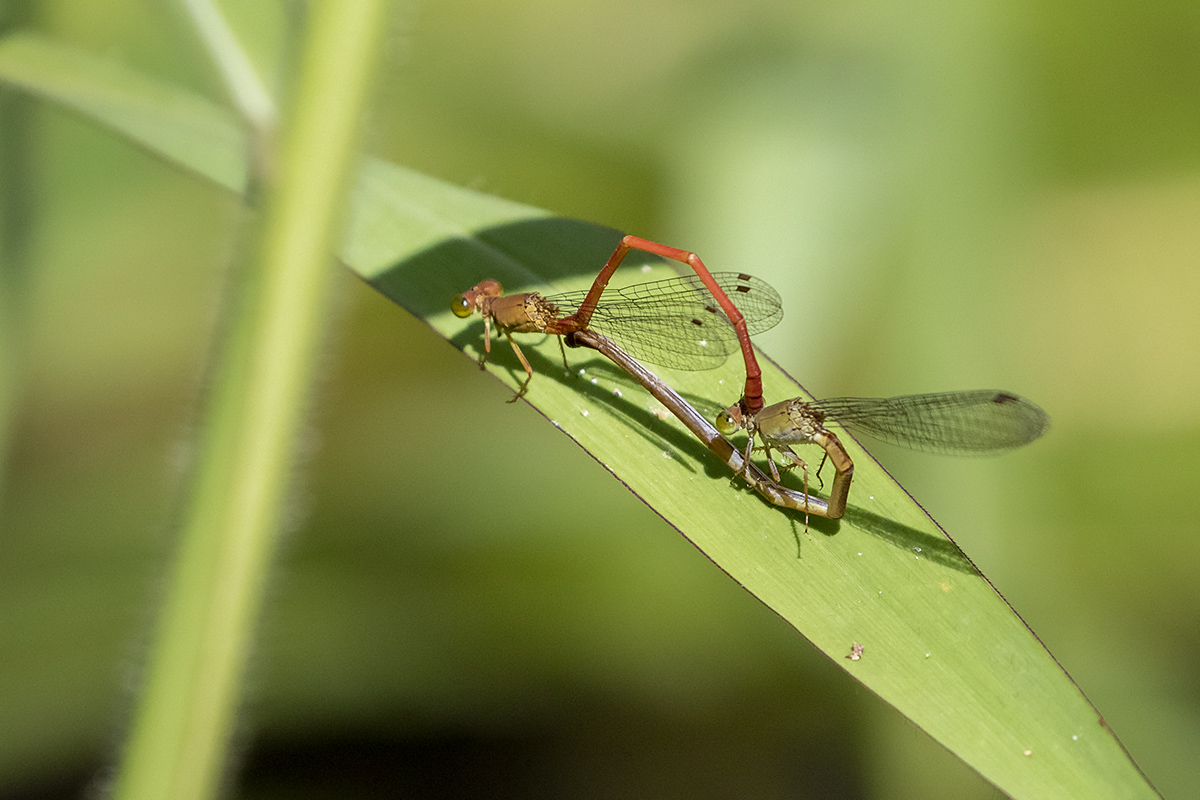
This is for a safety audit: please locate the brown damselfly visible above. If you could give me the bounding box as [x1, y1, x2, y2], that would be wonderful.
[715, 390, 1050, 519]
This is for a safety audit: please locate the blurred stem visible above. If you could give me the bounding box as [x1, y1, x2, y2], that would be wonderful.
[111, 2, 388, 799]
[0, 1, 33, 508]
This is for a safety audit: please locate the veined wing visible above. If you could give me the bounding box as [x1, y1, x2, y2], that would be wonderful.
[804, 390, 1049, 454]
[546, 272, 782, 371]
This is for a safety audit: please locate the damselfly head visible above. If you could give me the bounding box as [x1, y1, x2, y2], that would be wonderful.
[714, 403, 744, 436]
[452, 279, 504, 318]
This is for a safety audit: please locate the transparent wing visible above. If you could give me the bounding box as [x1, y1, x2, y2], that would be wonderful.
[546, 272, 782, 371]
[805, 390, 1049, 454]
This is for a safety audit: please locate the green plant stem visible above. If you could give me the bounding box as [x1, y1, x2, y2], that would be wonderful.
[111, 3, 388, 799]
[0, 0, 33, 518]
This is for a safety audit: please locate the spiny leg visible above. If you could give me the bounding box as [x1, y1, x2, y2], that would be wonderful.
[732, 430, 788, 486]
[749, 434, 788, 484]
[761, 442, 784, 483]
[556, 335, 570, 375]
[502, 330, 535, 403]
[814, 450, 830, 490]
[729, 429, 761, 487]
[736, 437, 813, 531]
[775, 446, 811, 532]
[775, 446, 809, 478]
[477, 314, 494, 370]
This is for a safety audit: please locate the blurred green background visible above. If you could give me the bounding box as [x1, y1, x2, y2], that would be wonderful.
[3, 0, 1199, 798]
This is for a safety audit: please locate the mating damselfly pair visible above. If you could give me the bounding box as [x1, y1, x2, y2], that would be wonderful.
[453, 235, 1048, 520]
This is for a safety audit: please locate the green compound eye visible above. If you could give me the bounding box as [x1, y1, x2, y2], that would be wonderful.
[714, 408, 739, 436]
[451, 294, 473, 318]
